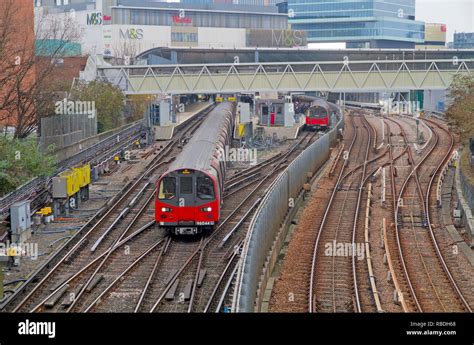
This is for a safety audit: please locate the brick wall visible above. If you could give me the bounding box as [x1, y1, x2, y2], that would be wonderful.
[0, 0, 36, 128]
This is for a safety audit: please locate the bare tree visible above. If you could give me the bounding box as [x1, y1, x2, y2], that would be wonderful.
[112, 40, 139, 66]
[0, 0, 82, 138]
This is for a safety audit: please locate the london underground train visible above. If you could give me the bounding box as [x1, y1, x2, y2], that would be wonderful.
[155, 102, 234, 235]
[304, 98, 331, 130]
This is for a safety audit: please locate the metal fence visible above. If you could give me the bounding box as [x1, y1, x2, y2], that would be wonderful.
[234, 109, 344, 312]
[40, 113, 98, 151]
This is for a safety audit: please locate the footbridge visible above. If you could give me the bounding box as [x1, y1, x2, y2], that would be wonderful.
[96, 58, 472, 95]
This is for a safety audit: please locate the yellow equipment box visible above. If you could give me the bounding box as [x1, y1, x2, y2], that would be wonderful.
[82, 164, 91, 186]
[73, 164, 91, 188]
[52, 164, 91, 198]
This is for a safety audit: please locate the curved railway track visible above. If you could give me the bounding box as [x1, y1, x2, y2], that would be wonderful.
[271, 109, 471, 314]
[385, 116, 472, 312]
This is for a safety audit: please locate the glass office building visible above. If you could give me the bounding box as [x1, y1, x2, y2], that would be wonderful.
[287, 0, 425, 48]
[180, 0, 280, 5]
[454, 32, 474, 49]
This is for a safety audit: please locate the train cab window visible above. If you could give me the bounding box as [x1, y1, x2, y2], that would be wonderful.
[158, 177, 176, 200]
[180, 176, 193, 194]
[197, 176, 215, 200]
[309, 107, 327, 119]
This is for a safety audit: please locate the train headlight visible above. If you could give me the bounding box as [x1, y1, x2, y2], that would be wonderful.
[201, 207, 212, 212]
[161, 207, 172, 212]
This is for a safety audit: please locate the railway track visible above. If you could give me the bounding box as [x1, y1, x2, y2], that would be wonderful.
[82, 130, 321, 313]
[385, 116, 472, 312]
[224, 131, 320, 198]
[308, 112, 373, 313]
[1, 105, 216, 312]
[137, 130, 322, 313]
[0, 122, 146, 222]
[3, 111, 322, 313]
[270, 109, 472, 314]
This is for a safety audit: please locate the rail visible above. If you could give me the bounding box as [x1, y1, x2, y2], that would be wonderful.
[234, 107, 344, 312]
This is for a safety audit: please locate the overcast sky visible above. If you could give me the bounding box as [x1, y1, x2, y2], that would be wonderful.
[416, 0, 474, 42]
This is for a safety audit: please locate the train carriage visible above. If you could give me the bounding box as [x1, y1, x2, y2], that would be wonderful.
[155, 102, 234, 235]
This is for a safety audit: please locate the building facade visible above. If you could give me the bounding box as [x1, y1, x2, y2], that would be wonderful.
[286, 0, 425, 48]
[454, 32, 474, 49]
[181, 0, 280, 5]
[36, 0, 300, 57]
[416, 23, 446, 50]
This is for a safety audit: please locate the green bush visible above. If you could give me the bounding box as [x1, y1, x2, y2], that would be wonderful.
[0, 137, 56, 196]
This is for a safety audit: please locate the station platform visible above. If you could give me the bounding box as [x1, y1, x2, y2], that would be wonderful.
[255, 119, 305, 140]
[154, 102, 214, 140]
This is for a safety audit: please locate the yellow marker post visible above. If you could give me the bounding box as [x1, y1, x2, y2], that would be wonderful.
[7, 247, 18, 257]
[238, 124, 245, 137]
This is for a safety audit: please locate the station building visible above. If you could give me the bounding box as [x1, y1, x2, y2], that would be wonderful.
[35, 0, 304, 58]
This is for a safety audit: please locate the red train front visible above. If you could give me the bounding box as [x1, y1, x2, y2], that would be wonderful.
[305, 99, 330, 129]
[156, 169, 220, 235]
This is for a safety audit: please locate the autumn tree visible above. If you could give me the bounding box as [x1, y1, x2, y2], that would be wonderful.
[446, 74, 474, 145]
[71, 80, 126, 133]
[126, 94, 156, 123]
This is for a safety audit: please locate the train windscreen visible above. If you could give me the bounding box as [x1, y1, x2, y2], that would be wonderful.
[158, 177, 176, 200]
[307, 106, 327, 119]
[180, 176, 193, 194]
[197, 176, 215, 200]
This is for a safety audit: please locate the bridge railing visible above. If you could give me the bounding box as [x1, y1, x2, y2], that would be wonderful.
[97, 59, 474, 94]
